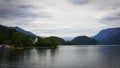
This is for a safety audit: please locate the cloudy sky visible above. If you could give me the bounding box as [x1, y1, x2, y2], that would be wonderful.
[0, 0, 120, 38]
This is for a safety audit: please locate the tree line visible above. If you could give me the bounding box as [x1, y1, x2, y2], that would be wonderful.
[0, 25, 60, 48]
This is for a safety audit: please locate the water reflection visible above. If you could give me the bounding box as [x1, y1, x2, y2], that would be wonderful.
[0, 46, 120, 68]
[0, 49, 25, 68]
[98, 46, 120, 68]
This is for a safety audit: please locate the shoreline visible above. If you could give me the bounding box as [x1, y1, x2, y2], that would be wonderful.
[0, 46, 57, 49]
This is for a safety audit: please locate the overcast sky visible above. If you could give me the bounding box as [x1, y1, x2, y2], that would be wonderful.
[0, 0, 120, 37]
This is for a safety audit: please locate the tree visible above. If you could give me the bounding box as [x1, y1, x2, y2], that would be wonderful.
[0, 24, 35, 47]
[45, 37, 59, 48]
[35, 37, 52, 47]
[12, 32, 24, 47]
[22, 35, 34, 47]
[45, 36, 65, 45]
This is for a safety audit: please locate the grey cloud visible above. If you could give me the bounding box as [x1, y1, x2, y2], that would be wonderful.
[0, 0, 51, 20]
[99, 10, 120, 27]
[0, 9, 33, 18]
[90, 0, 120, 10]
[4, 0, 12, 2]
[111, 3, 120, 10]
[18, 5, 33, 9]
[0, 8, 50, 19]
[101, 11, 120, 22]
[69, 0, 120, 10]
[69, 0, 90, 5]
[102, 16, 120, 21]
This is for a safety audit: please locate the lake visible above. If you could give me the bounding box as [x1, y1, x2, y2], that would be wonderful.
[0, 45, 120, 68]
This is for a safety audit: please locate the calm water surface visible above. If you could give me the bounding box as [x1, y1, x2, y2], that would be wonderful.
[0, 45, 120, 68]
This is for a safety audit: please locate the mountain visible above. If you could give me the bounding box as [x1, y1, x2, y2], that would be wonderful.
[9, 26, 37, 36]
[45, 36, 65, 45]
[72, 36, 98, 45]
[93, 27, 120, 45]
[0, 24, 36, 47]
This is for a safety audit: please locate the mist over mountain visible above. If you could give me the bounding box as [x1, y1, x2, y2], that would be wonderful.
[63, 37, 74, 41]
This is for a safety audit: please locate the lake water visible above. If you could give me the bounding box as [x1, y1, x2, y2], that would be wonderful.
[0, 45, 120, 68]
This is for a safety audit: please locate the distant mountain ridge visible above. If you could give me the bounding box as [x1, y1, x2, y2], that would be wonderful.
[93, 27, 120, 45]
[63, 37, 74, 41]
[9, 26, 37, 36]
